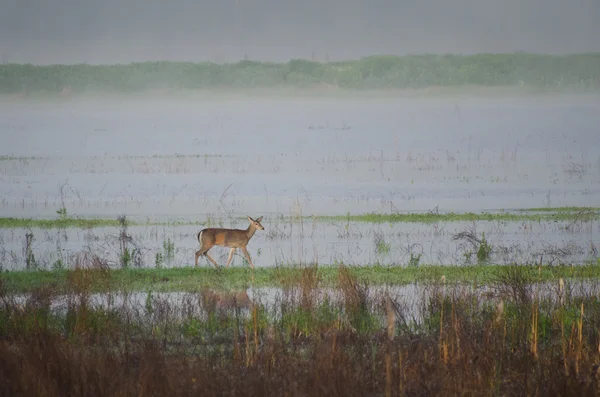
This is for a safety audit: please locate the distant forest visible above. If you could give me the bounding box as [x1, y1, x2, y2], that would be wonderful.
[2, 53, 599, 93]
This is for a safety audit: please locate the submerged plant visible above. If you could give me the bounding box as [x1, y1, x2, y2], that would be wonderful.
[408, 253, 422, 267]
[373, 230, 391, 255]
[477, 232, 493, 263]
[163, 238, 175, 262]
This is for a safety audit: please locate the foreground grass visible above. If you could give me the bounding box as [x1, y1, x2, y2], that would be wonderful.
[1, 262, 599, 396]
[2, 53, 600, 94]
[0, 206, 598, 229]
[3, 262, 600, 294]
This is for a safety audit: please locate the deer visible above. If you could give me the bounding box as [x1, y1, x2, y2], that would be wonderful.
[195, 216, 265, 269]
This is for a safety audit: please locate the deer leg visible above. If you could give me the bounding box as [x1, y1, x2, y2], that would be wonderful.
[195, 249, 204, 267]
[241, 247, 255, 270]
[225, 248, 236, 268]
[203, 252, 220, 268]
[196, 249, 219, 268]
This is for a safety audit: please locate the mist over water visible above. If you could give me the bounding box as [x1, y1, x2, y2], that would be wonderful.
[1, 0, 600, 270]
[2, 0, 600, 64]
[1, 94, 599, 269]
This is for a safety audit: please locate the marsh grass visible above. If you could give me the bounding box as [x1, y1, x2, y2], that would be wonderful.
[452, 228, 494, 264]
[319, 208, 600, 224]
[0, 217, 123, 229]
[3, 262, 600, 294]
[2, 262, 600, 396]
[1, 206, 598, 230]
[373, 230, 392, 255]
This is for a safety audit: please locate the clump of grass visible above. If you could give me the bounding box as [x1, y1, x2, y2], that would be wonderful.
[155, 238, 175, 268]
[298, 264, 320, 311]
[118, 215, 131, 269]
[491, 263, 537, 305]
[114, 215, 143, 269]
[476, 232, 493, 263]
[373, 230, 391, 255]
[55, 207, 67, 219]
[162, 238, 175, 260]
[154, 252, 163, 268]
[408, 252, 422, 267]
[24, 232, 36, 270]
[453, 229, 494, 264]
[337, 265, 379, 334]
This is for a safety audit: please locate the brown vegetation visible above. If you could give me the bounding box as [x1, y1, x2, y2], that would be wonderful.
[1, 263, 600, 396]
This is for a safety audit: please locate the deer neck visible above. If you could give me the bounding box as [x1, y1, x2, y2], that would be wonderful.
[245, 224, 257, 240]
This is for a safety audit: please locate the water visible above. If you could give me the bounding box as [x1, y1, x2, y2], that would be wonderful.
[0, 216, 597, 270]
[7, 279, 600, 325]
[1, 93, 599, 269]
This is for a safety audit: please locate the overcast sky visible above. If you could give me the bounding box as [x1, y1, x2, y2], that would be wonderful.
[2, 0, 599, 64]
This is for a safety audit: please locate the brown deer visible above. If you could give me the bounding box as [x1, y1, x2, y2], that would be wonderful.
[195, 216, 265, 269]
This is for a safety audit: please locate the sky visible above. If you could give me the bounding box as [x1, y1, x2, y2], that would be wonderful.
[1, 0, 599, 64]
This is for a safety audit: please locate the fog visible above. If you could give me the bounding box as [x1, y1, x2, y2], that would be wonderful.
[2, 0, 600, 270]
[2, 0, 600, 65]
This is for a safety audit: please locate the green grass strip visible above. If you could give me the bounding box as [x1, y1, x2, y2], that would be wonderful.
[2, 263, 599, 294]
[0, 217, 125, 229]
[317, 209, 600, 224]
[1, 207, 598, 229]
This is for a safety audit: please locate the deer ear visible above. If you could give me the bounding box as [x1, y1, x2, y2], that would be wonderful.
[247, 216, 254, 222]
[256, 216, 263, 222]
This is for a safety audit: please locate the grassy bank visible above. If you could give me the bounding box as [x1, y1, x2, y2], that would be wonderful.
[2, 53, 600, 94]
[1, 262, 599, 396]
[1, 206, 598, 229]
[2, 262, 600, 294]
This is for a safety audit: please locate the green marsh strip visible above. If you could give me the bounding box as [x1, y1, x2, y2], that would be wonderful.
[1, 207, 598, 229]
[317, 209, 600, 224]
[2, 263, 600, 294]
[0, 217, 125, 229]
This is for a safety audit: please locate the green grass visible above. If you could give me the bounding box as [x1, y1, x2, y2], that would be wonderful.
[2, 263, 599, 396]
[0, 217, 125, 229]
[318, 208, 600, 224]
[0, 155, 43, 161]
[0, 207, 598, 229]
[2, 262, 599, 294]
[2, 53, 600, 94]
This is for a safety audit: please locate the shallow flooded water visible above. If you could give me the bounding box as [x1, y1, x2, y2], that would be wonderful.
[7, 279, 600, 325]
[0, 217, 598, 270]
[1, 94, 599, 269]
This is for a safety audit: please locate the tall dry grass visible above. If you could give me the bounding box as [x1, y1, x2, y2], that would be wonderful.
[1, 261, 600, 396]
